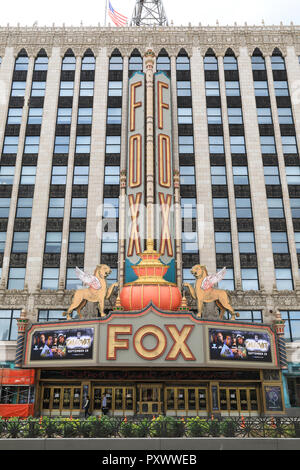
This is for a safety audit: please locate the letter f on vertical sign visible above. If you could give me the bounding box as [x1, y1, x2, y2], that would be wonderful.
[157, 81, 169, 129]
[127, 193, 142, 257]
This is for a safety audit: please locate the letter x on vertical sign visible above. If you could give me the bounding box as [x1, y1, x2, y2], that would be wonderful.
[127, 193, 142, 257]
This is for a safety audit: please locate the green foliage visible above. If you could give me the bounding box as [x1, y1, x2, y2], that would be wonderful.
[208, 418, 220, 437]
[220, 419, 238, 437]
[6, 417, 22, 438]
[89, 416, 114, 438]
[22, 417, 43, 438]
[0, 418, 6, 437]
[40, 417, 58, 438]
[185, 417, 209, 437]
[149, 416, 185, 438]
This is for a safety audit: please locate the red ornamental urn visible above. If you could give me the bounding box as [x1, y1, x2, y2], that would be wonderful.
[120, 244, 182, 312]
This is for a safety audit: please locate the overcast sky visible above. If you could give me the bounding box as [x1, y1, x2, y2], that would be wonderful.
[1, 0, 300, 27]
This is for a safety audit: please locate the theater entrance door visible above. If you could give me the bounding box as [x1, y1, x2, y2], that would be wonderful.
[137, 384, 163, 414]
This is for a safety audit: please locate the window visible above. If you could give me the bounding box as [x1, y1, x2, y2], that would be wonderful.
[271, 232, 289, 253]
[80, 81, 94, 97]
[51, 166, 67, 185]
[181, 198, 197, 219]
[104, 166, 120, 185]
[106, 268, 118, 286]
[213, 198, 229, 218]
[103, 198, 119, 218]
[73, 166, 89, 185]
[101, 232, 118, 253]
[281, 310, 300, 342]
[75, 135, 91, 154]
[281, 136, 298, 154]
[204, 56, 218, 70]
[106, 136, 121, 154]
[177, 81, 191, 97]
[278, 108, 293, 124]
[230, 136, 246, 154]
[234, 310, 263, 323]
[12, 232, 29, 253]
[260, 136, 276, 154]
[31, 81, 46, 97]
[232, 166, 249, 185]
[257, 108, 272, 124]
[211, 166, 226, 185]
[0, 309, 20, 340]
[109, 56, 123, 71]
[7, 108, 22, 124]
[227, 108, 243, 124]
[182, 232, 198, 253]
[180, 166, 195, 185]
[71, 198, 87, 218]
[66, 268, 83, 290]
[271, 56, 285, 70]
[44, 232, 62, 254]
[209, 136, 224, 154]
[2, 136, 19, 154]
[15, 56, 29, 71]
[107, 108, 122, 124]
[24, 136, 39, 154]
[34, 56, 48, 71]
[179, 136, 194, 154]
[57, 108, 72, 125]
[176, 56, 190, 71]
[68, 232, 85, 253]
[295, 232, 300, 253]
[235, 198, 252, 218]
[38, 309, 65, 322]
[254, 81, 269, 96]
[241, 268, 259, 290]
[27, 108, 43, 125]
[157, 55, 170, 71]
[0, 198, 11, 218]
[286, 167, 300, 184]
[182, 268, 195, 284]
[81, 55, 95, 71]
[290, 199, 300, 218]
[274, 81, 289, 97]
[238, 232, 256, 253]
[62, 56, 76, 71]
[225, 81, 240, 96]
[177, 108, 192, 124]
[205, 81, 220, 96]
[16, 198, 32, 218]
[207, 108, 222, 124]
[0, 167, 14, 185]
[11, 82, 26, 97]
[54, 136, 70, 154]
[215, 232, 232, 253]
[59, 81, 74, 97]
[129, 55, 143, 71]
[20, 166, 36, 185]
[268, 198, 284, 218]
[48, 198, 65, 218]
[108, 81, 122, 96]
[218, 267, 235, 290]
[77, 108, 93, 125]
[42, 267, 59, 290]
[8, 267, 25, 290]
[251, 56, 266, 70]
[276, 268, 293, 290]
[0, 232, 6, 252]
[223, 56, 238, 70]
[264, 166, 280, 185]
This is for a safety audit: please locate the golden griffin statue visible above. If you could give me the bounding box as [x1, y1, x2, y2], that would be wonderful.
[63, 265, 118, 320]
[183, 265, 239, 320]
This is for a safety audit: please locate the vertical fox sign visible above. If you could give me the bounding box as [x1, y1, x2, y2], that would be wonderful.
[125, 72, 146, 283]
[154, 71, 176, 283]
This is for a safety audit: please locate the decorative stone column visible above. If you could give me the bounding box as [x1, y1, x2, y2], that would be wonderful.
[14, 309, 29, 368]
[273, 309, 288, 370]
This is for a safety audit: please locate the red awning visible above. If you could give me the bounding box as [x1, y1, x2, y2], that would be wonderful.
[0, 404, 34, 418]
[0, 369, 35, 385]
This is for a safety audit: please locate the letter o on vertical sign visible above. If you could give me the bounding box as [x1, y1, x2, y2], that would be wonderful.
[158, 133, 171, 188]
[129, 134, 142, 188]
[133, 325, 167, 360]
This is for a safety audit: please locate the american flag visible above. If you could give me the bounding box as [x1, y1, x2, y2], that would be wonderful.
[108, 1, 128, 27]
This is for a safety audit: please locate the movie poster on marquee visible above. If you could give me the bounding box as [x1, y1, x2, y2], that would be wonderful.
[208, 328, 272, 363]
[30, 328, 94, 361]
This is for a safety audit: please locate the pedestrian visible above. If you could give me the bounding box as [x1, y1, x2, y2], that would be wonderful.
[102, 393, 109, 415]
[83, 395, 90, 419]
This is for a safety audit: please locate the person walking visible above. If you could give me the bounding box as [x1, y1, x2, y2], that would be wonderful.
[83, 395, 90, 419]
[102, 393, 109, 415]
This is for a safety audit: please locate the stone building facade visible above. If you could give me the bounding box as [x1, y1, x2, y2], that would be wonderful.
[0, 24, 299, 410]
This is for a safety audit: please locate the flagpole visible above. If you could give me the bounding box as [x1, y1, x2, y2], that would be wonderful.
[104, 0, 108, 26]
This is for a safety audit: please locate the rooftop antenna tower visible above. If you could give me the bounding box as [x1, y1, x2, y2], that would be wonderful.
[130, 0, 168, 26]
